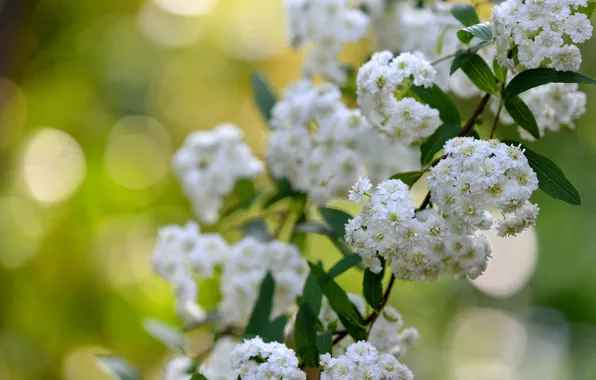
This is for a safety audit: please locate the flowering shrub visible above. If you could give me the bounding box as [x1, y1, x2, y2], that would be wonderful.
[99, 1, 596, 379]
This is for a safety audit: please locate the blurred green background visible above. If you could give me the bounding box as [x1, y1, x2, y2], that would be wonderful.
[1, 0, 596, 379]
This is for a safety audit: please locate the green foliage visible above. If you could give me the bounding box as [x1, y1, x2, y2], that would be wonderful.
[251, 72, 277, 125]
[317, 331, 333, 355]
[420, 123, 461, 166]
[410, 84, 460, 124]
[455, 52, 499, 94]
[245, 272, 275, 336]
[190, 374, 208, 380]
[97, 355, 140, 380]
[450, 3, 480, 27]
[301, 267, 323, 316]
[493, 59, 508, 84]
[504, 141, 582, 205]
[294, 302, 320, 367]
[363, 266, 384, 310]
[457, 22, 493, 44]
[307, 262, 367, 341]
[504, 96, 540, 139]
[142, 319, 185, 352]
[503, 68, 596, 100]
[221, 179, 259, 218]
[319, 207, 353, 239]
[265, 178, 302, 208]
[239, 218, 273, 242]
[328, 254, 363, 278]
[579, 1, 596, 18]
[390, 171, 424, 187]
[261, 316, 289, 343]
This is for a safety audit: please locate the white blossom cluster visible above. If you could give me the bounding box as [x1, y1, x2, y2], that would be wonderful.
[494, 83, 587, 140]
[492, 0, 593, 72]
[230, 337, 306, 380]
[151, 221, 229, 324]
[163, 356, 193, 380]
[346, 178, 492, 281]
[199, 337, 240, 380]
[357, 51, 442, 145]
[284, 0, 370, 84]
[320, 341, 413, 380]
[172, 123, 263, 224]
[368, 306, 419, 357]
[428, 138, 539, 238]
[268, 80, 420, 204]
[152, 224, 306, 328]
[219, 237, 308, 327]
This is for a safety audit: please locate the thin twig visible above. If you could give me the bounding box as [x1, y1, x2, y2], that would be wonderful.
[430, 52, 457, 66]
[490, 98, 504, 139]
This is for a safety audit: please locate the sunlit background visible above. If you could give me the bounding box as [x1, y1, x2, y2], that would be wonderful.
[1, 0, 596, 379]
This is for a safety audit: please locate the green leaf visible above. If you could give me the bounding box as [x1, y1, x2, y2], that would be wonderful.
[294, 302, 320, 367]
[493, 58, 508, 84]
[504, 96, 540, 139]
[261, 316, 288, 343]
[143, 319, 185, 352]
[264, 178, 301, 208]
[239, 218, 272, 242]
[301, 268, 323, 316]
[308, 262, 366, 341]
[98, 356, 140, 380]
[410, 84, 460, 124]
[451, 3, 480, 27]
[504, 68, 596, 100]
[457, 22, 493, 44]
[458, 52, 499, 94]
[319, 207, 353, 239]
[389, 171, 424, 187]
[579, 1, 596, 18]
[251, 72, 277, 125]
[316, 331, 333, 355]
[363, 265, 384, 310]
[328, 254, 363, 278]
[503, 141, 581, 205]
[245, 272, 275, 336]
[290, 212, 308, 251]
[420, 123, 461, 166]
[190, 374, 208, 380]
[450, 51, 469, 75]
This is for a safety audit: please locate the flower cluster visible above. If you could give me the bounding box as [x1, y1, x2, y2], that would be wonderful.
[152, 224, 306, 328]
[151, 221, 229, 324]
[284, 0, 369, 84]
[357, 51, 442, 145]
[320, 341, 413, 380]
[172, 124, 263, 224]
[230, 337, 306, 380]
[368, 306, 419, 357]
[219, 237, 307, 327]
[428, 138, 539, 237]
[494, 83, 587, 140]
[199, 337, 240, 380]
[492, 0, 593, 72]
[268, 80, 420, 204]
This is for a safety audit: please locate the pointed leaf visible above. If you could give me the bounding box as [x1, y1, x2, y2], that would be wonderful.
[451, 3, 480, 26]
[389, 171, 424, 187]
[363, 266, 384, 310]
[317, 331, 333, 355]
[457, 22, 493, 44]
[302, 267, 323, 316]
[410, 84, 460, 124]
[245, 272, 275, 336]
[420, 123, 461, 166]
[319, 207, 353, 239]
[294, 301, 320, 367]
[98, 356, 140, 380]
[503, 141, 581, 205]
[493, 58, 508, 84]
[261, 316, 288, 343]
[328, 253, 363, 278]
[251, 72, 277, 125]
[504, 96, 540, 139]
[308, 262, 366, 341]
[504, 68, 596, 100]
[459, 52, 499, 94]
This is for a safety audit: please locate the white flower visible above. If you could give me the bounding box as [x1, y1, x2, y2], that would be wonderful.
[348, 177, 372, 203]
[172, 124, 263, 224]
[231, 337, 306, 380]
[163, 356, 193, 380]
[368, 306, 419, 355]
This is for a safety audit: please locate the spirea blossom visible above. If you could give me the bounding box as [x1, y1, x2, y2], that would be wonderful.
[493, 83, 587, 140]
[320, 341, 413, 380]
[368, 307, 419, 357]
[152, 221, 230, 324]
[345, 178, 494, 280]
[268, 80, 421, 204]
[219, 237, 307, 327]
[491, 0, 593, 72]
[172, 124, 263, 224]
[231, 337, 306, 380]
[428, 138, 539, 237]
[284, 0, 370, 83]
[357, 51, 442, 145]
